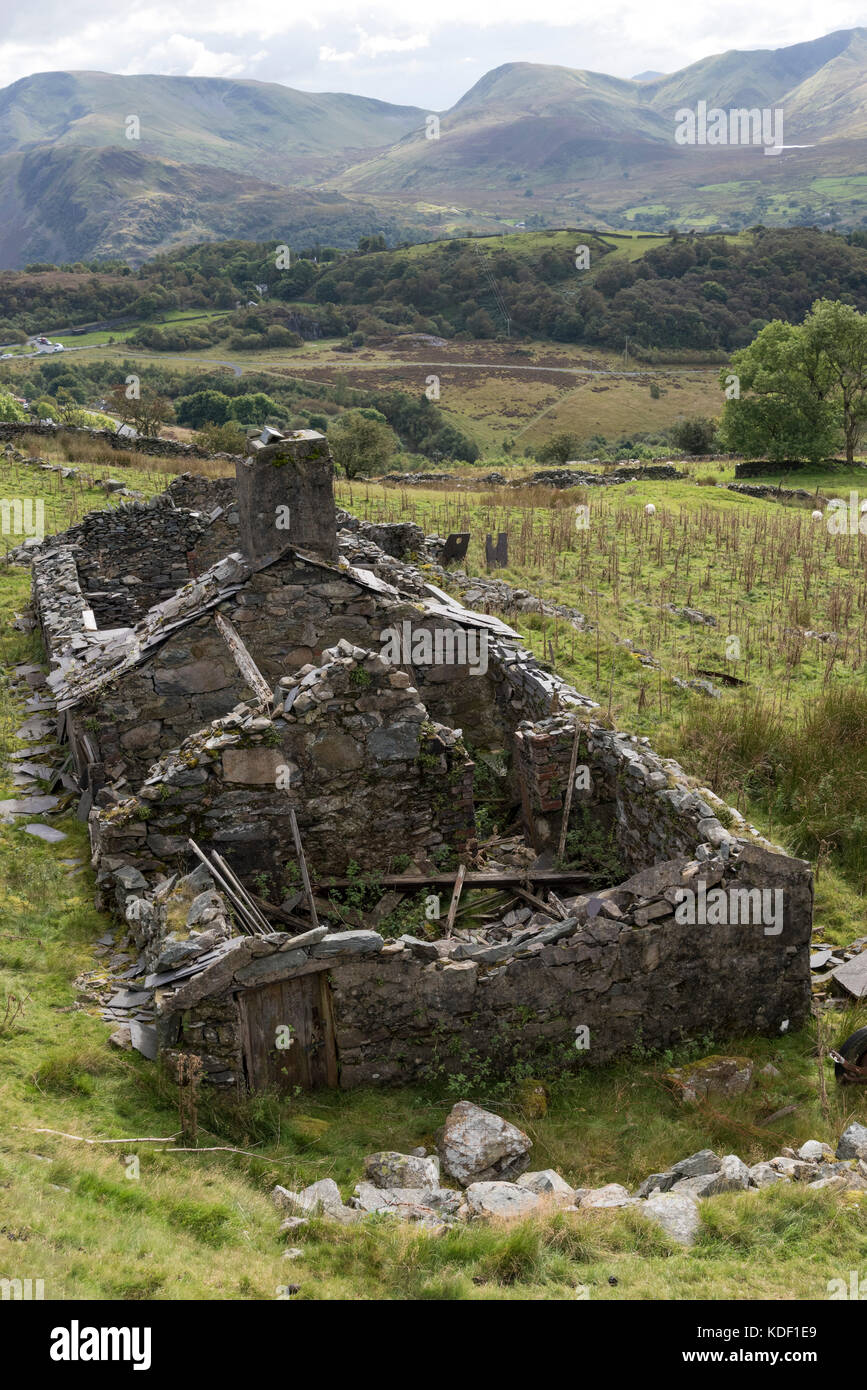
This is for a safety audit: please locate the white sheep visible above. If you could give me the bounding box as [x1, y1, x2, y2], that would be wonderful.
[811, 509, 824, 521]
[644, 502, 656, 516]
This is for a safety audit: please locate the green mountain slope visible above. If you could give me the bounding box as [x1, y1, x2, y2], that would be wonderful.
[0, 70, 425, 183]
[0, 145, 416, 267]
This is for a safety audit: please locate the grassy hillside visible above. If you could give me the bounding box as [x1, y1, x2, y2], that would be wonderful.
[1, 449, 866, 1300]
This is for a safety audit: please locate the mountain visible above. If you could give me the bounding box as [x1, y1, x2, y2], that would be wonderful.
[336, 28, 867, 209]
[0, 29, 865, 266]
[0, 145, 418, 267]
[0, 71, 425, 184]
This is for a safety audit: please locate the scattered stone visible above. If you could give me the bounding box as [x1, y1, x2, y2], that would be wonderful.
[641, 1192, 702, 1246]
[836, 1122, 867, 1161]
[670, 1149, 721, 1179]
[667, 1055, 754, 1104]
[748, 1162, 788, 1188]
[464, 1182, 541, 1219]
[108, 1025, 132, 1050]
[23, 823, 67, 843]
[435, 1101, 532, 1186]
[515, 1169, 574, 1203]
[363, 1151, 441, 1189]
[579, 1184, 636, 1210]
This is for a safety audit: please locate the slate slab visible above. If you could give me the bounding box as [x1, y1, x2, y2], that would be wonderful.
[23, 823, 67, 843]
[0, 795, 60, 815]
[831, 952, 867, 1000]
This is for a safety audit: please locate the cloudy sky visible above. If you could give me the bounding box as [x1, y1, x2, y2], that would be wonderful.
[2, 1, 865, 106]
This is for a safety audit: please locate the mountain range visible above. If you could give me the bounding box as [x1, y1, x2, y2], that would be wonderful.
[1, 27, 865, 266]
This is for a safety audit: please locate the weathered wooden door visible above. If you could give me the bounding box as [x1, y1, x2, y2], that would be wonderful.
[238, 971, 338, 1092]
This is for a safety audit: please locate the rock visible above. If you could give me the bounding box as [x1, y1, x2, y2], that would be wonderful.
[831, 953, 867, 1000]
[464, 1182, 541, 1219]
[760, 1063, 781, 1078]
[515, 1169, 574, 1203]
[836, 1122, 867, 1160]
[353, 1182, 462, 1217]
[669, 1173, 720, 1200]
[797, 1140, 832, 1162]
[312, 930, 384, 957]
[748, 1162, 788, 1188]
[436, 1101, 532, 1186]
[636, 1172, 677, 1198]
[23, 823, 67, 843]
[363, 1151, 441, 1189]
[641, 1192, 702, 1246]
[271, 1178, 345, 1218]
[667, 1055, 754, 1103]
[671, 1149, 721, 1179]
[704, 1154, 751, 1194]
[579, 1184, 636, 1209]
[769, 1157, 815, 1181]
[108, 1025, 132, 1050]
[278, 1216, 309, 1233]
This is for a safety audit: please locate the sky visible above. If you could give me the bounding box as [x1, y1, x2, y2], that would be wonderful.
[1, 2, 865, 106]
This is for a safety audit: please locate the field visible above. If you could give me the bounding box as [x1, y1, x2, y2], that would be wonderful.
[1, 437, 867, 1300]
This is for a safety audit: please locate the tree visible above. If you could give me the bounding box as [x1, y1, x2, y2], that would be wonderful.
[0, 390, 25, 422]
[109, 384, 174, 438]
[227, 392, 282, 425]
[802, 300, 867, 464]
[718, 318, 840, 463]
[328, 409, 397, 479]
[174, 390, 232, 428]
[537, 431, 581, 465]
[670, 416, 717, 455]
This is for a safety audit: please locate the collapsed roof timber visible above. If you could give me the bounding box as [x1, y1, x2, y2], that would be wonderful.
[26, 430, 814, 1092]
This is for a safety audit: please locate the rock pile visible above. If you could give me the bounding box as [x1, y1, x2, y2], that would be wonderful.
[269, 1104, 867, 1247]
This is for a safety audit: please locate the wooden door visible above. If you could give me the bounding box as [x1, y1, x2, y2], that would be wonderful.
[238, 971, 338, 1092]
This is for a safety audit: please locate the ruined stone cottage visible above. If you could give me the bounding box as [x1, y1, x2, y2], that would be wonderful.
[27, 428, 814, 1093]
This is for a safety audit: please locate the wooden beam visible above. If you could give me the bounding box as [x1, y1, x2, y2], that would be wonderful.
[445, 863, 467, 938]
[289, 808, 319, 929]
[314, 869, 595, 889]
[214, 611, 273, 706]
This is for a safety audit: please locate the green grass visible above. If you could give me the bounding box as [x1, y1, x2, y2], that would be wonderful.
[1, 440, 866, 1300]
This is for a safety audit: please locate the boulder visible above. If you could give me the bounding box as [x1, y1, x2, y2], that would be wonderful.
[671, 1149, 721, 1179]
[837, 1123, 867, 1160]
[667, 1055, 754, 1104]
[703, 1154, 751, 1194]
[271, 1179, 346, 1218]
[797, 1140, 832, 1162]
[436, 1101, 532, 1186]
[353, 1182, 462, 1217]
[636, 1171, 677, 1198]
[642, 1192, 702, 1246]
[579, 1184, 636, 1210]
[363, 1152, 441, 1189]
[748, 1162, 789, 1188]
[464, 1182, 541, 1219]
[515, 1170, 574, 1203]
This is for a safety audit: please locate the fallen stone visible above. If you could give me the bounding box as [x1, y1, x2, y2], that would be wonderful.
[671, 1149, 721, 1179]
[704, 1154, 751, 1194]
[272, 1179, 345, 1218]
[436, 1101, 532, 1186]
[108, 1025, 132, 1050]
[23, 823, 67, 843]
[0, 795, 60, 815]
[363, 1151, 440, 1189]
[579, 1184, 636, 1210]
[798, 1140, 832, 1162]
[464, 1182, 541, 1219]
[353, 1182, 462, 1217]
[636, 1171, 677, 1198]
[641, 1192, 702, 1246]
[667, 1055, 754, 1104]
[748, 1162, 788, 1188]
[837, 1122, 867, 1161]
[831, 954, 867, 1000]
[515, 1169, 574, 1203]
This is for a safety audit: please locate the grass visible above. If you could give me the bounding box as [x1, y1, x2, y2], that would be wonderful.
[1, 435, 866, 1300]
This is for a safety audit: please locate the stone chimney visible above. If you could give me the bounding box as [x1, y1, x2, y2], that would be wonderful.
[235, 429, 337, 566]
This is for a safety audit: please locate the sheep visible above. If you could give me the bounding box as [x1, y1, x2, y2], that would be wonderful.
[811, 509, 824, 521]
[644, 502, 656, 516]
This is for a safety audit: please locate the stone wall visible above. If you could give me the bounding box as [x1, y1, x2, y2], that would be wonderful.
[92, 645, 476, 883]
[150, 839, 812, 1090]
[0, 421, 238, 462]
[69, 554, 417, 786]
[514, 712, 755, 867]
